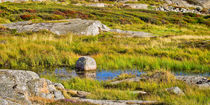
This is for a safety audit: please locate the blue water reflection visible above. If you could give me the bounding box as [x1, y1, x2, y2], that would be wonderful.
[40, 68, 210, 81]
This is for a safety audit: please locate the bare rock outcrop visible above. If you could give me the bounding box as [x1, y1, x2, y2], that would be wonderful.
[162, 0, 210, 9]
[79, 99, 158, 105]
[0, 69, 65, 105]
[2, 19, 110, 36]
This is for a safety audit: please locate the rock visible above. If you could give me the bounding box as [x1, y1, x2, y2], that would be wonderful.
[130, 91, 147, 95]
[54, 83, 65, 90]
[65, 89, 90, 98]
[53, 91, 65, 100]
[79, 99, 158, 105]
[0, 40, 7, 44]
[111, 29, 154, 38]
[176, 76, 210, 88]
[117, 0, 138, 3]
[2, 19, 110, 36]
[166, 87, 185, 95]
[0, 98, 21, 105]
[0, 69, 65, 104]
[110, 77, 142, 84]
[76, 56, 97, 71]
[123, 4, 148, 9]
[27, 78, 65, 100]
[86, 3, 105, 7]
[0, 70, 39, 104]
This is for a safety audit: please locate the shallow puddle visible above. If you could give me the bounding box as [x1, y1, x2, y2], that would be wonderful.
[39, 68, 210, 81]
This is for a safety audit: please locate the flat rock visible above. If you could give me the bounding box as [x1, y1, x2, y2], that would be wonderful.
[176, 76, 210, 88]
[79, 99, 158, 105]
[86, 3, 105, 7]
[111, 29, 154, 38]
[123, 4, 148, 9]
[2, 19, 110, 35]
[110, 77, 142, 84]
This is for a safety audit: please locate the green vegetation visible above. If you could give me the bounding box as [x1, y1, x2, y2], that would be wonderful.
[0, 2, 209, 35]
[0, 2, 209, 105]
[42, 71, 210, 105]
[0, 2, 209, 72]
[0, 31, 209, 72]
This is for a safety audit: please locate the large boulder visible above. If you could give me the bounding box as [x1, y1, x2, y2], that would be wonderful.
[0, 69, 65, 105]
[2, 19, 110, 36]
[76, 56, 97, 71]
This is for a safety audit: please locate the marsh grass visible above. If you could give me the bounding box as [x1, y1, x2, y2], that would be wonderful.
[41, 71, 210, 105]
[0, 31, 209, 72]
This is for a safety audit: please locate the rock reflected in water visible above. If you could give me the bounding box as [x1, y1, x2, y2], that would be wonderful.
[76, 71, 96, 79]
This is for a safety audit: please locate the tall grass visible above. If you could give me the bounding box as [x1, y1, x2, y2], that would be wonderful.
[41, 71, 210, 105]
[0, 31, 209, 72]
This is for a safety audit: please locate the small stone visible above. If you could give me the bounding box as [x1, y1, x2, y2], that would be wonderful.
[166, 87, 185, 95]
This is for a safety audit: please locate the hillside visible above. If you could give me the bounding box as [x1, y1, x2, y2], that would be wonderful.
[0, 1, 209, 105]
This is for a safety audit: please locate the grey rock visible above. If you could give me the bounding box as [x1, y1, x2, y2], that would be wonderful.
[76, 56, 97, 71]
[0, 70, 39, 104]
[2, 19, 110, 36]
[176, 76, 210, 88]
[54, 83, 65, 90]
[0, 69, 65, 105]
[79, 99, 158, 105]
[111, 29, 154, 38]
[0, 98, 21, 105]
[110, 77, 142, 84]
[27, 78, 64, 100]
[130, 91, 147, 95]
[54, 91, 65, 100]
[166, 87, 185, 95]
[123, 3, 148, 9]
[67, 89, 90, 98]
[117, 0, 138, 3]
[86, 3, 105, 7]
[161, 0, 210, 8]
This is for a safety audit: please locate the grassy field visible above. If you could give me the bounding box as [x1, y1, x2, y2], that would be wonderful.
[0, 2, 209, 72]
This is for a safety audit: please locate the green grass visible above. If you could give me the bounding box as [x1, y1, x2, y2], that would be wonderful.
[0, 2, 209, 35]
[41, 71, 210, 105]
[0, 2, 209, 105]
[0, 31, 209, 72]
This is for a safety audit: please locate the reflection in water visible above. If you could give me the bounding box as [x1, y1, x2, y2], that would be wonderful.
[41, 68, 143, 81]
[77, 71, 96, 79]
[40, 68, 210, 81]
